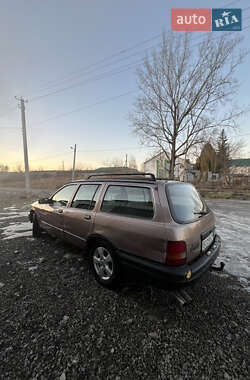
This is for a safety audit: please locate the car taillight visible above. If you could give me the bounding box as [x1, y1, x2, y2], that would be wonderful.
[166, 241, 187, 266]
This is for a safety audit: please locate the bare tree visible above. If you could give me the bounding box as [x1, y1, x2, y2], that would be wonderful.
[130, 32, 247, 178]
[15, 164, 23, 173]
[0, 164, 9, 172]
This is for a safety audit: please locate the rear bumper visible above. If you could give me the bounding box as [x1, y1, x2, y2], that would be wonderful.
[117, 234, 221, 284]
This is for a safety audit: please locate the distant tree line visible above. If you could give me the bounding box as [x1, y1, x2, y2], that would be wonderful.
[0, 164, 9, 172]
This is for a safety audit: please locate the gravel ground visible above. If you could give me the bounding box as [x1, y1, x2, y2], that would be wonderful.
[0, 191, 250, 380]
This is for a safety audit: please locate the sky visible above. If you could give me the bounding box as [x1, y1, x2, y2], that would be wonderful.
[0, 0, 250, 171]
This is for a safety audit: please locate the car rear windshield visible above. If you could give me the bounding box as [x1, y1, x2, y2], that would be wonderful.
[165, 183, 208, 224]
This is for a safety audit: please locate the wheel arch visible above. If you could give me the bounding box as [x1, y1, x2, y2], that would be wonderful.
[86, 234, 116, 253]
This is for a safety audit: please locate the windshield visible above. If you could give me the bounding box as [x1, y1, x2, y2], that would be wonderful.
[165, 183, 208, 224]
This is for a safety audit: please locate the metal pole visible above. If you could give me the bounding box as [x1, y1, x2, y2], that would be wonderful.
[16, 96, 30, 193]
[72, 144, 76, 181]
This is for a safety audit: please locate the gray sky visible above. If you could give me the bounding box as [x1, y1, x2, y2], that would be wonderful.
[0, 0, 249, 170]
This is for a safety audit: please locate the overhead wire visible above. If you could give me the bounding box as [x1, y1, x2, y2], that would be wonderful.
[28, 19, 250, 128]
[0, 0, 247, 116]
[29, 16, 250, 103]
[31, 90, 136, 127]
[29, 0, 242, 96]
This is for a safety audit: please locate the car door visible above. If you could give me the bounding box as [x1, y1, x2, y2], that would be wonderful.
[38, 184, 78, 238]
[62, 183, 101, 247]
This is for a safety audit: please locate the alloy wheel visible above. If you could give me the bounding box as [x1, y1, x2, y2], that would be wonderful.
[93, 246, 114, 281]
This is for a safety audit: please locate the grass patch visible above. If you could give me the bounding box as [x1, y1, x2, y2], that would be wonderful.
[207, 192, 233, 199]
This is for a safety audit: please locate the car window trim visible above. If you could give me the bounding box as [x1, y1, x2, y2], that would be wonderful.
[50, 184, 79, 207]
[69, 183, 101, 210]
[100, 184, 155, 220]
[165, 183, 209, 225]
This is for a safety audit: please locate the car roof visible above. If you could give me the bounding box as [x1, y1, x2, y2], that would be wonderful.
[61, 172, 183, 187]
[66, 178, 180, 186]
[69, 178, 160, 185]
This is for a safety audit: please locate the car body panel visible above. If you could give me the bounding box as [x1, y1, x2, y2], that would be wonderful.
[34, 201, 64, 239]
[30, 177, 220, 283]
[62, 207, 96, 247]
[164, 212, 215, 263]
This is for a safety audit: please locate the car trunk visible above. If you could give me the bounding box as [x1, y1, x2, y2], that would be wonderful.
[165, 182, 216, 263]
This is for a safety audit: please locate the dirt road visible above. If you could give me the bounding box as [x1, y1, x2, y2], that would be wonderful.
[0, 191, 249, 379]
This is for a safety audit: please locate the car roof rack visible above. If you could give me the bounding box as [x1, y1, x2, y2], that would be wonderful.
[87, 172, 156, 181]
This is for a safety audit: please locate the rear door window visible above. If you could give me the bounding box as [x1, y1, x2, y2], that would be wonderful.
[101, 185, 154, 219]
[71, 184, 100, 210]
[166, 183, 208, 223]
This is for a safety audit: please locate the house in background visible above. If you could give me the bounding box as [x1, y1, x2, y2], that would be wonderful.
[143, 152, 196, 181]
[230, 158, 250, 176]
[144, 152, 169, 178]
[229, 158, 250, 184]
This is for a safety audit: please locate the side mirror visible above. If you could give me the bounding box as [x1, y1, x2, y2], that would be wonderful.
[38, 198, 54, 205]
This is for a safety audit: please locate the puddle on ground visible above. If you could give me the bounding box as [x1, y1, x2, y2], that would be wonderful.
[0, 211, 28, 221]
[0, 221, 32, 240]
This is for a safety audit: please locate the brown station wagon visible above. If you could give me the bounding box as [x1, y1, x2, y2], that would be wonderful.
[29, 173, 221, 288]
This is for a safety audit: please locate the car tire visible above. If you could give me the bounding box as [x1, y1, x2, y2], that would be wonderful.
[32, 214, 42, 238]
[90, 240, 120, 288]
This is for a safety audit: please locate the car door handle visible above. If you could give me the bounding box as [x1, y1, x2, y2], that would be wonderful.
[57, 209, 64, 214]
[84, 215, 91, 220]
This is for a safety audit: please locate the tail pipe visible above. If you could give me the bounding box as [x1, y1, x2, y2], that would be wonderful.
[211, 261, 225, 272]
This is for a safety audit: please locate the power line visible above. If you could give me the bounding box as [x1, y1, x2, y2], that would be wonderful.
[26, 25, 250, 128]
[33, 34, 163, 94]
[32, 33, 206, 96]
[32, 41, 162, 95]
[26, 1, 247, 101]
[29, 0, 242, 97]
[1, 0, 248, 122]
[31, 89, 136, 127]
[29, 18, 250, 103]
[29, 60, 142, 102]
[0, 0, 247, 117]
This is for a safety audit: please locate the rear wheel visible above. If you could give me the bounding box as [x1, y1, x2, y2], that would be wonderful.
[32, 214, 42, 238]
[90, 241, 120, 288]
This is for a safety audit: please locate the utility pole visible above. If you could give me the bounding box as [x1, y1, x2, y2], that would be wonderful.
[15, 96, 30, 193]
[125, 153, 128, 168]
[71, 144, 77, 181]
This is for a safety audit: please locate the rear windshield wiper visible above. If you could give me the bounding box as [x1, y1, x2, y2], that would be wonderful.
[193, 210, 208, 215]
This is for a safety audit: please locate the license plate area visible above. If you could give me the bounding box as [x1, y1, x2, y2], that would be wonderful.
[201, 230, 214, 253]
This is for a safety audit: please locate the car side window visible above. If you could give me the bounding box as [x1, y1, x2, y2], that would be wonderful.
[101, 185, 154, 219]
[71, 184, 101, 210]
[51, 184, 78, 206]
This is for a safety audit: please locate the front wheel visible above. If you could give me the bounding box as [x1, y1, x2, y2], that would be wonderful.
[91, 241, 120, 288]
[32, 214, 42, 238]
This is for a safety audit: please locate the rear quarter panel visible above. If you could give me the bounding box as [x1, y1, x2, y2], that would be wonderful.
[93, 182, 168, 263]
[164, 212, 216, 263]
[158, 181, 216, 263]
